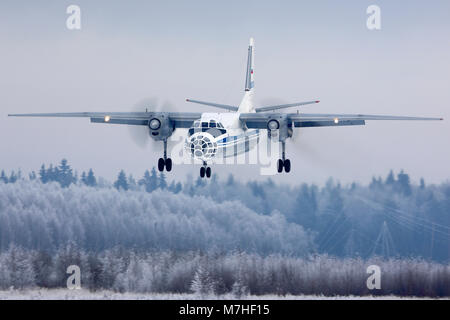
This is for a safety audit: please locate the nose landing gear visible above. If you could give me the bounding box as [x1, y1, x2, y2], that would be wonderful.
[158, 139, 173, 172]
[200, 161, 211, 178]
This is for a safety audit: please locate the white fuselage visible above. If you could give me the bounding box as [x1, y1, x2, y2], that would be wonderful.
[185, 111, 260, 161]
[185, 38, 258, 162]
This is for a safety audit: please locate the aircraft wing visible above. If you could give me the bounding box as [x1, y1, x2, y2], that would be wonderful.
[240, 113, 443, 128]
[255, 100, 320, 112]
[8, 112, 202, 128]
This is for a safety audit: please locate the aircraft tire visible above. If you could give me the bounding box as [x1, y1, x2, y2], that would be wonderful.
[165, 158, 172, 172]
[200, 167, 206, 178]
[284, 159, 291, 173]
[277, 159, 284, 173]
[206, 167, 211, 178]
[158, 158, 165, 172]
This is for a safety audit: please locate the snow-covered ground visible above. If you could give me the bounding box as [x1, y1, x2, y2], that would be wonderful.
[0, 289, 444, 300]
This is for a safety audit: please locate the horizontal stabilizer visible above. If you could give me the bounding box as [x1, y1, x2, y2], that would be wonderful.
[255, 100, 319, 112]
[185, 99, 238, 112]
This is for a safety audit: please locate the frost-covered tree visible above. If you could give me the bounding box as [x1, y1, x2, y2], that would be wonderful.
[8, 171, 18, 183]
[81, 171, 87, 185]
[231, 268, 248, 298]
[420, 178, 425, 190]
[86, 169, 97, 187]
[139, 168, 158, 193]
[29, 171, 37, 181]
[195, 176, 206, 188]
[386, 170, 395, 185]
[39, 164, 47, 183]
[32, 250, 54, 288]
[226, 174, 235, 186]
[114, 170, 129, 191]
[370, 176, 383, 190]
[0, 170, 8, 184]
[168, 181, 182, 194]
[159, 172, 167, 190]
[397, 170, 412, 196]
[292, 184, 317, 228]
[128, 175, 137, 190]
[58, 159, 76, 188]
[174, 182, 182, 194]
[2, 245, 36, 289]
[190, 265, 215, 296]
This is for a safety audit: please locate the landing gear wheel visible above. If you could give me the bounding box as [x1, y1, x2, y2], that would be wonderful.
[206, 167, 211, 178]
[284, 159, 291, 173]
[200, 167, 206, 178]
[277, 159, 284, 173]
[158, 158, 165, 172]
[165, 158, 172, 172]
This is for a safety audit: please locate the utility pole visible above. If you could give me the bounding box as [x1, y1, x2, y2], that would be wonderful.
[371, 221, 396, 259]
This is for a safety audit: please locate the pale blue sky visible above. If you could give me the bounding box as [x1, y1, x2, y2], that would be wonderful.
[1, 1, 449, 185]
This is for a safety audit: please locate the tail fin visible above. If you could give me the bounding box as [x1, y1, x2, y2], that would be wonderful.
[244, 37, 255, 92]
[238, 38, 256, 113]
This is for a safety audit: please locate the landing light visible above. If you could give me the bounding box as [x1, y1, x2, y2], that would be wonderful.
[334, 118, 339, 124]
[104, 115, 111, 122]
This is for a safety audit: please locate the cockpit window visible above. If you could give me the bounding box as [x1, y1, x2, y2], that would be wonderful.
[189, 119, 226, 137]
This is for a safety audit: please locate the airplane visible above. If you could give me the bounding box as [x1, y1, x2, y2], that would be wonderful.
[9, 38, 443, 178]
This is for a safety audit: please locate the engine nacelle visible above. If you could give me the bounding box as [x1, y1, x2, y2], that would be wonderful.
[147, 112, 175, 141]
[266, 114, 291, 142]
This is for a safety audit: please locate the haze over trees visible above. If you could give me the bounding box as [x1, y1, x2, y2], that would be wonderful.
[0, 159, 449, 261]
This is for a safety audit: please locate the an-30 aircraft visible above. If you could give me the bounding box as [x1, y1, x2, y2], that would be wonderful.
[9, 38, 443, 178]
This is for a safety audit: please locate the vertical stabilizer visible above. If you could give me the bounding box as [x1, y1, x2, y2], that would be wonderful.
[239, 38, 255, 113]
[244, 37, 255, 92]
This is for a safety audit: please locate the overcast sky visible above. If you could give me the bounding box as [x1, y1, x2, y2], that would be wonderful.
[1, 0, 449, 186]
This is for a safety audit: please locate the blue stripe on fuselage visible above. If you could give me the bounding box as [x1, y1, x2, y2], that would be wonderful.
[219, 129, 259, 144]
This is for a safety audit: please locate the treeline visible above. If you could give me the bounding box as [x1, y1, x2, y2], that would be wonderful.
[0, 180, 312, 255]
[0, 245, 448, 297]
[2, 159, 179, 193]
[0, 159, 449, 262]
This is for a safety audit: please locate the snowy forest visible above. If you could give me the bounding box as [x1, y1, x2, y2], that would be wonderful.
[0, 159, 449, 297]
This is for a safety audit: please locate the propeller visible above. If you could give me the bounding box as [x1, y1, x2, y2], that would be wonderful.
[259, 97, 321, 160]
[128, 97, 176, 149]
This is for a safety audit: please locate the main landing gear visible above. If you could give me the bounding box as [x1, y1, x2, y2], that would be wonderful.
[200, 161, 211, 178]
[277, 141, 291, 173]
[158, 139, 172, 172]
